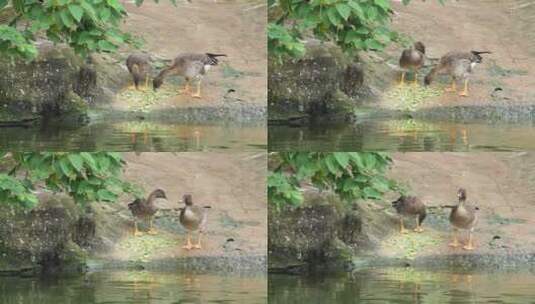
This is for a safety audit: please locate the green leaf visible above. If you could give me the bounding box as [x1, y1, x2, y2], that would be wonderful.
[97, 189, 117, 201]
[374, 0, 391, 12]
[97, 39, 117, 52]
[333, 153, 349, 168]
[326, 7, 341, 26]
[335, 3, 351, 20]
[67, 154, 84, 173]
[99, 7, 111, 21]
[68, 4, 84, 22]
[59, 10, 75, 28]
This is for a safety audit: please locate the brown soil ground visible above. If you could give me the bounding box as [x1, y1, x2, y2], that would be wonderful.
[379, 153, 535, 260]
[115, 0, 266, 110]
[92, 152, 266, 264]
[381, 0, 535, 109]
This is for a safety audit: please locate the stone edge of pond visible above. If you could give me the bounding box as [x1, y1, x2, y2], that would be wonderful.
[86, 254, 267, 274]
[268, 104, 535, 126]
[269, 252, 535, 274]
[93, 103, 267, 124]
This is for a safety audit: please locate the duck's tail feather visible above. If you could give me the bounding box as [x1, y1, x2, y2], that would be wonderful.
[419, 209, 427, 225]
[205, 53, 227, 65]
[471, 50, 492, 55]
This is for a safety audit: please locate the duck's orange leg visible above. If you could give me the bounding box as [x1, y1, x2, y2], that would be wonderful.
[183, 233, 193, 250]
[147, 217, 158, 235]
[445, 79, 457, 92]
[449, 228, 460, 247]
[400, 218, 409, 234]
[180, 80, 191, 95]
[134, 220, 143, 237]
[463, 230, 475, 250]
[414, 216, 424, 233]
[193, 232, 203, 249]
[459, 79, 469, 97]
[191, 79, 202, 99]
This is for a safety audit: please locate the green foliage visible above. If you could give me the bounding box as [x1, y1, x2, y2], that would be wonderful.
[0, 0, 174, 61]
[268, 152, 400, 209]
[268, 0, 445, 60]
[0, 152, 143, 207]
[0, 173, 38, 208]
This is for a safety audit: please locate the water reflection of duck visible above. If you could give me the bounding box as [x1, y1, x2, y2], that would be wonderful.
[399, 42, 426, 86]
[126, 54, 152, 91]
[128, 189, 167, 236]
[444, 188, 479, 250]
[153, 53, 227, 98]
[179, 194, 211, 250]
[424, 51, 491, 97]
[391, 196, 427, 233]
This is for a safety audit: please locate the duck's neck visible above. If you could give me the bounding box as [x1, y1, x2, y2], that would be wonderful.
[155, 66, 174, 82]
[147, 191, 160, 203]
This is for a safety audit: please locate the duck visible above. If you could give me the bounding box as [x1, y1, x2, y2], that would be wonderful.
[424, 50, 491, 97]
[152, 53, 227, 98]
[128, 189, 167, 236]
[445, 188, 479, 250]
[399, 41, 426, 85]
[391, 195, 427, 234]
[126, 54, 152, 91]
[179, 194, 211, 250]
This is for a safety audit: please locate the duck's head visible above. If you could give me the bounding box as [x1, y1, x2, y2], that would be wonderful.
[457, 188, 467, 202]
[183, 194, 193, 206]
[391, 196, 406, 208]
[151, 189, 167, 199]
[414, 41, 425, 54]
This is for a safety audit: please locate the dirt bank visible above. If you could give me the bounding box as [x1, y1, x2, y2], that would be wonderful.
[380, 0, 535, 110]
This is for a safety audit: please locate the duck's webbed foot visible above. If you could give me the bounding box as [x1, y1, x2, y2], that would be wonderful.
[449, 230, 460, 247]
[183, 234, 193, 250]
[133, 221, 143, 236]
[399, 219, 409, 234]
[463, 232, 475, 250]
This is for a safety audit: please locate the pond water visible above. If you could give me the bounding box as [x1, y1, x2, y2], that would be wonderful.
[269, 119, 535, 151]
[269, 268, 535, 304]
[0, 271, 267, 304]
[0, 120, 266, 151]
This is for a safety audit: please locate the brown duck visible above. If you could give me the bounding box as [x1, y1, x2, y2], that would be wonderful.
[392, 195, 427, 233]
[126, 54, 152, 91]
[399, 41, 426, 85]
[445, 188, 479, 250]
[424, 50, 491, 96]
[153, 53, 227, 98]
[179, 194, 210, 250]
[128, 189, 167, 236]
